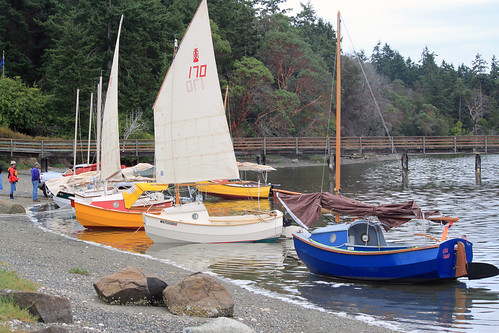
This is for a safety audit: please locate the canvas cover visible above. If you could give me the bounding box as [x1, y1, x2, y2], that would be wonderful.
[276, 191, 444, 230]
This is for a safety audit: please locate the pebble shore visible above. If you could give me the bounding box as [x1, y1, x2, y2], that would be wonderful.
[0, 171, 400, 332]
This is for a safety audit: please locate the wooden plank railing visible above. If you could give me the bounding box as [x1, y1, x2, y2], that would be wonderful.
[1, 136, 499, 158]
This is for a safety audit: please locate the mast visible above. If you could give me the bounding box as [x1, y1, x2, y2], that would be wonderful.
[96, 75, 103, 179]
[87, 92, 93, 165]
[73, 89, 80, 174]
[335, 11, 341, 222]
[335, 11, 341, 194]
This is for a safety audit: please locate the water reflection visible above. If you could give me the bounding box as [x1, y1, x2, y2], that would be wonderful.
[146, 241, 288, 275]
[28, 153, 499, 332]
[76, 229, 152, 253]
[298, 276, 498, 331]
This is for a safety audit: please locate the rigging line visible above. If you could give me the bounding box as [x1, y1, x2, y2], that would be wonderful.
[341, 16, 393, 147]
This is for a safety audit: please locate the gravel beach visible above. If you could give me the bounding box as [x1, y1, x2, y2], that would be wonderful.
[0, 170, 400, 332]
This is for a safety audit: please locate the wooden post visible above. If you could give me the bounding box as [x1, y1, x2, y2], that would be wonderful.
[135, 139, 139, 165]
[327, 154, 335, 171]
[475, 153, 482, 185]
[475, 153, 481, 173]
[401, 152, 408, 172]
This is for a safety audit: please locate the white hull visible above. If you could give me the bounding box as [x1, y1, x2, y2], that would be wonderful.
[143, 202, 283, 244]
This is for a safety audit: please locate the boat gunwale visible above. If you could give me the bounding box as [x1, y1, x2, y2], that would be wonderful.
[74, 200, 165, 215]
[293, 232, 440, 256]
[144, 210, 283, 226]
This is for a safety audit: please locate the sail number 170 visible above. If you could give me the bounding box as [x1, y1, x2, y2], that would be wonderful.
[186, 65, 207, 92]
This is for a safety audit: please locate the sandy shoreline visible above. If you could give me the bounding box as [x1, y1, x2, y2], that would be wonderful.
[0, 196, 400, 332]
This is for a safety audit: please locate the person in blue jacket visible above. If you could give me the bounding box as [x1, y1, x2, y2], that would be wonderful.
[31, 162, 41, 202]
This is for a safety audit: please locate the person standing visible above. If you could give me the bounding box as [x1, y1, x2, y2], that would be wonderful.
[0, 163, 3, 190]
[8, 161, 18, 199]
[31, 162, 41, 202]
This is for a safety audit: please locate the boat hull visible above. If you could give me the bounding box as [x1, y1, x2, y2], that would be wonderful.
[196, 181, 271, 199]
[74, 201, 166, 229]
[143, 202, 283, 244]
[293, 231, 473, 283]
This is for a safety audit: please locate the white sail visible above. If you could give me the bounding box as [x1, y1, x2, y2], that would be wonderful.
[153, 0, 239, 184]
[101, 15, 124, 180]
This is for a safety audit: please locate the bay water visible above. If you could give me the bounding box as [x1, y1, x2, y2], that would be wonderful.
[30, 153, 499, 332]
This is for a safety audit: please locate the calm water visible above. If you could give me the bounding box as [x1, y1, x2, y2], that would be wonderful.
[29, 154, 499, 332]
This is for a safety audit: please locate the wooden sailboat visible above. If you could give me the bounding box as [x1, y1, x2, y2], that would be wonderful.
[142, 0, 283, 244]
[276, 12, 499, 283]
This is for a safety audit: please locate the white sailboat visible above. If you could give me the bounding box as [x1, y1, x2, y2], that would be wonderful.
[142, 0, 283, 243]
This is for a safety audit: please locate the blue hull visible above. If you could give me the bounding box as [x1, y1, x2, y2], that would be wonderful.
[293, 231, 473, 283]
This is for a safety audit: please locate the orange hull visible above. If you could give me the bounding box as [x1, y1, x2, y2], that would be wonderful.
[74, 201, 163, 229]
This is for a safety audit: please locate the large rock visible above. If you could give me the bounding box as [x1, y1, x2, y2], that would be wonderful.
[0, 290, 72, 323]
[93, 266, 167, 305]
[183, 317, 255, 333]
[163, 272, 234, 317]
[0, 199, 26, 214]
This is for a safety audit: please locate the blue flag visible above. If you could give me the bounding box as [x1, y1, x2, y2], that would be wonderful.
[0, 54, 4, 70]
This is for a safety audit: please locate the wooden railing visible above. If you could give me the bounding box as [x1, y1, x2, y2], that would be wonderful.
[1, 136, 498, 159]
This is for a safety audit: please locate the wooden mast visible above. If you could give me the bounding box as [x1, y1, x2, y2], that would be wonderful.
[73, 89, 80, 175]
[87, 92, 93, 165]
[335, 11, 341, 222]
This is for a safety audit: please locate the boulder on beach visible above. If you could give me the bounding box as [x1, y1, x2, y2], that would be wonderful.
[94, 266, 167, 305]
[0, 290, 72, 323]
[163, 272, 234, 317]
[0, 199, 26, 214]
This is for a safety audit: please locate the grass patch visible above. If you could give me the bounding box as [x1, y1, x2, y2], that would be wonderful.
[0, 269, 39, 325]
[0, 269, 37, 292]
[0, 296, 38, 323]
[68, 267, 89, 276]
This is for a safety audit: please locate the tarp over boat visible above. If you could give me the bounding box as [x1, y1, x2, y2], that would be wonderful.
[236, 161, 275, 173]
[275, 191, 451, 230]
[44, 163, 155, 196]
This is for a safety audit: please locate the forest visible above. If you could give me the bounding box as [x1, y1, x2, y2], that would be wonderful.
[0, 0, 498, 140]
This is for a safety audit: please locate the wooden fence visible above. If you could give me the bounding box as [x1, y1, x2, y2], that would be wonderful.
[1, 136, 498, 159]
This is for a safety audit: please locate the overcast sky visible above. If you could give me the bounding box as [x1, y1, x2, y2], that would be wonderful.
[284, 0, 499, 69]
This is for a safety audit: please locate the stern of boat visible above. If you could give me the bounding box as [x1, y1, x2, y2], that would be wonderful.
[437, 238, 473, 279]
